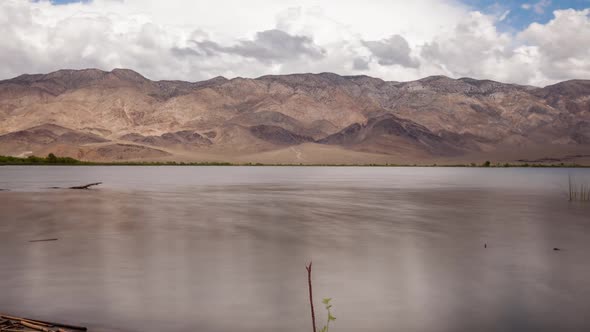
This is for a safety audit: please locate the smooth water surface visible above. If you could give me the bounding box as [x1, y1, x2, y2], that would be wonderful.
[0, 166, 589, 332]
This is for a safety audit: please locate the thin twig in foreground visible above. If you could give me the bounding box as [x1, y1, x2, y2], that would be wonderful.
[306, 262, 317, 332]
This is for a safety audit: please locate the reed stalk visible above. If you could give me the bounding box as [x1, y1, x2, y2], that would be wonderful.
[568, 175, 590, 201]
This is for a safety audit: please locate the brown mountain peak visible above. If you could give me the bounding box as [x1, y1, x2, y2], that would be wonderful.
[110, 68, 149, 83]
[0, 68, 589, 164]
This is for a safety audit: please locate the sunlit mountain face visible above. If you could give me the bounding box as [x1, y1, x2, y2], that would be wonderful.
[0, 68, 588, 164]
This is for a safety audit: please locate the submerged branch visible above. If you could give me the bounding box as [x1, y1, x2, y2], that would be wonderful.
[29, 238, 58, 243]
[69, 182, 102, 190]
[48, 182, 102, 190]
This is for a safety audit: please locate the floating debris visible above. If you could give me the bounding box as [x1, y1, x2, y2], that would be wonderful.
[0, 314, 86, 332]
[28, 239, 58, 243]
[69, 182, 102, 190]
[49, 182, 102, 190]
[553, 248, 561, 251]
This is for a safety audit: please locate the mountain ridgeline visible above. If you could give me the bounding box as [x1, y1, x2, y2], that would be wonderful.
[0, 69, 589, 164]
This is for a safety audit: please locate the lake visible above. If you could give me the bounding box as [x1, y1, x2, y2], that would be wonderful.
[0, 166, 589, 332]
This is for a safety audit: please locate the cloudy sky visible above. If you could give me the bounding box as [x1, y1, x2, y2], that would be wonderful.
[1, 0, 589, 86]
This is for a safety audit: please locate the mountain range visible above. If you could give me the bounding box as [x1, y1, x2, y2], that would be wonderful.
[0, 68, 588, 164]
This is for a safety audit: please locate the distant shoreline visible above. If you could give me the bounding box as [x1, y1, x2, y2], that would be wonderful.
[1, 155, 589, 168]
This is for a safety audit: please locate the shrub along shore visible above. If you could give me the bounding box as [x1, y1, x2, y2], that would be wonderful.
[0, 154, 589, 167]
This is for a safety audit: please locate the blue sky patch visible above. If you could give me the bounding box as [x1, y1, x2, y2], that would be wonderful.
[462, 0, 590, 31]
[50, 0, 89, 4]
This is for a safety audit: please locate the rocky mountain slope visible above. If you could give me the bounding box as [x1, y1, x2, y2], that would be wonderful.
[0, 68, 588, 164]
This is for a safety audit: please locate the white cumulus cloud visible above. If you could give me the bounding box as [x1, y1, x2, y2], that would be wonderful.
[0, 0, 588, 86]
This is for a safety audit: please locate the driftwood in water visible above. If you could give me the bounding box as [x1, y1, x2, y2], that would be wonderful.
[1, 315, 51, 327]
[69, 182, 102, 190]
[29, 239, 58, 243]
[48, 182, 102, 190]
[19, 318, 87, 331]
[20, 321, 51, 332]
[0, 314, 87, 332]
